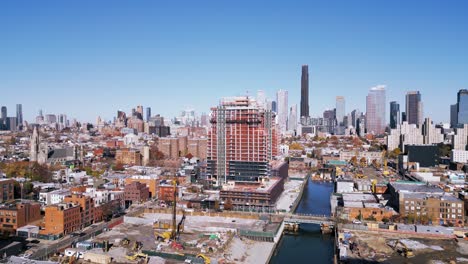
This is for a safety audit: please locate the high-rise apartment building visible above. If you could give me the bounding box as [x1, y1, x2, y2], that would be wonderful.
[335, 96, 345, 126]
[276, 89, 288, 133]
[366, 86, 386, 135]
[207, 97, 278, 186]
[406, 91, 423, 125]
[300, 65, 309, 118]
[457, 89, 468, 125]
[390, 101, 400, 129]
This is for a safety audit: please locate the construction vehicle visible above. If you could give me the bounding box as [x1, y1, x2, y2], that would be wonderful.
[392, 240, 414, 258]
[196, 254, 211, 264]
[170, 179, 178, 239]
[132, 241, 143, 252]
[355, 173, 366, 179]
[155, 231, 172, 242]
[125, 252, 149, 263]
[122, 237, 130, 246]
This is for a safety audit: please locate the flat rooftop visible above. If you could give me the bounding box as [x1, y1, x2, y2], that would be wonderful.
[390, 181, 443, 194]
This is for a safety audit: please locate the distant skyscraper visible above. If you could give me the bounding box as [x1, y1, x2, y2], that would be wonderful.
[256, 90, 266, 109]
[402, 112, 407, 123]
[335, 96, 345, 126]
[146, 107, 152, 122]
[451, 104, 458, 128]
[406, 91, 423, 125]
[351, 109, 361, 128]
[288, 104, 297, 132]
[457, 89, 468, 125]
[276, 89, 289, 133]
[16, 104, 23, 128]
[366, 85, 386, 135]
[390, 101, 400, 129]
[271, 100, 277, 113]
[1, 106, 6, 121]
[300, 65, 309, 118]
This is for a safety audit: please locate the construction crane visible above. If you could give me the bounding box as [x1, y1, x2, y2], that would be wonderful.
[176, 211, 186, 240]
[171, 179, 178, 240]
[392, 240, 414, 258]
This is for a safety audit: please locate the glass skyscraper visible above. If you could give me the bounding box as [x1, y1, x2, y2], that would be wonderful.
[457, 89, 468, 125]
[366, 86, 386, 135]
[390, 101, 400, 129]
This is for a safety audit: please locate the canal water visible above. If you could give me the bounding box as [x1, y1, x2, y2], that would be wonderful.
[270, 180, 335, 264]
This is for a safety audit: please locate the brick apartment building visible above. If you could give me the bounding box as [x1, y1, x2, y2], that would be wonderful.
[388, 181, 465, 226]
[124, 175, 158, 198]
[63, 194, 96, 228]
[124, 182, 150, 205]
[115, 148, 142, 165]
[158, 184, 179, 202]
[44, 203, 81, 235]
[0, 202, 41, 233]
[0, 179, 15, 203]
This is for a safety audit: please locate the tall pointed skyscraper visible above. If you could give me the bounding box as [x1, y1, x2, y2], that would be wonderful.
[300, 65, 309, 118]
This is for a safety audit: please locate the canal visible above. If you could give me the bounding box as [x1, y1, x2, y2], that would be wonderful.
[270, 180, 335, 264]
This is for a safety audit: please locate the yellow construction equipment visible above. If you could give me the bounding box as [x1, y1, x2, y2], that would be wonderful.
[355, 173, 366, 179]
[155, 231, 172, 242]
[132, 241, 143, 252]
[392, 240, 414, 258]
[126, 252, 149, 262]
[122, 237, 130, 246]
[154, 178, 181, 242]
[196, 254, 211, 264]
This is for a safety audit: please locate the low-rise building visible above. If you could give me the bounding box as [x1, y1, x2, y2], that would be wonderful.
[124, 182, 149, 205]
[0, 202, 41, 233]
[63, 194, 96, 228]
[124, 175, 159, 198]
[115, 148, 142, 166]
[44, 203, 81, 235]
[0, 179, 15, 203]
[388, 181, 464, 226]
[220, 177, 284, 212]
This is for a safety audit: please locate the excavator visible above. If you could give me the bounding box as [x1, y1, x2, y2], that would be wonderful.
[126, 252, 149, 263]
[392, 240, 414, 258]
[196, 254, 211, 264]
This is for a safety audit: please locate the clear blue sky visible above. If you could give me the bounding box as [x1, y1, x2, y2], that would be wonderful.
[1, 1, 467, 123]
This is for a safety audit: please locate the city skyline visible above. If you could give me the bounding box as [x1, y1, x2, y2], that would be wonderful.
[1, 1, 468, 123]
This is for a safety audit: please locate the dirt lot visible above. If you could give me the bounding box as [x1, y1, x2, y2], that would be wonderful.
[344, 230, 468, 264]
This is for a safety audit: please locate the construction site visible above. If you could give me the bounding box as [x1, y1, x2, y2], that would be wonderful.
[338, 228, 468, 263]
[53, 180, 281, 264]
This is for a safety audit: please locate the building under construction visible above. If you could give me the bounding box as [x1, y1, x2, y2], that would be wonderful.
[207, 96, 278, 186]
